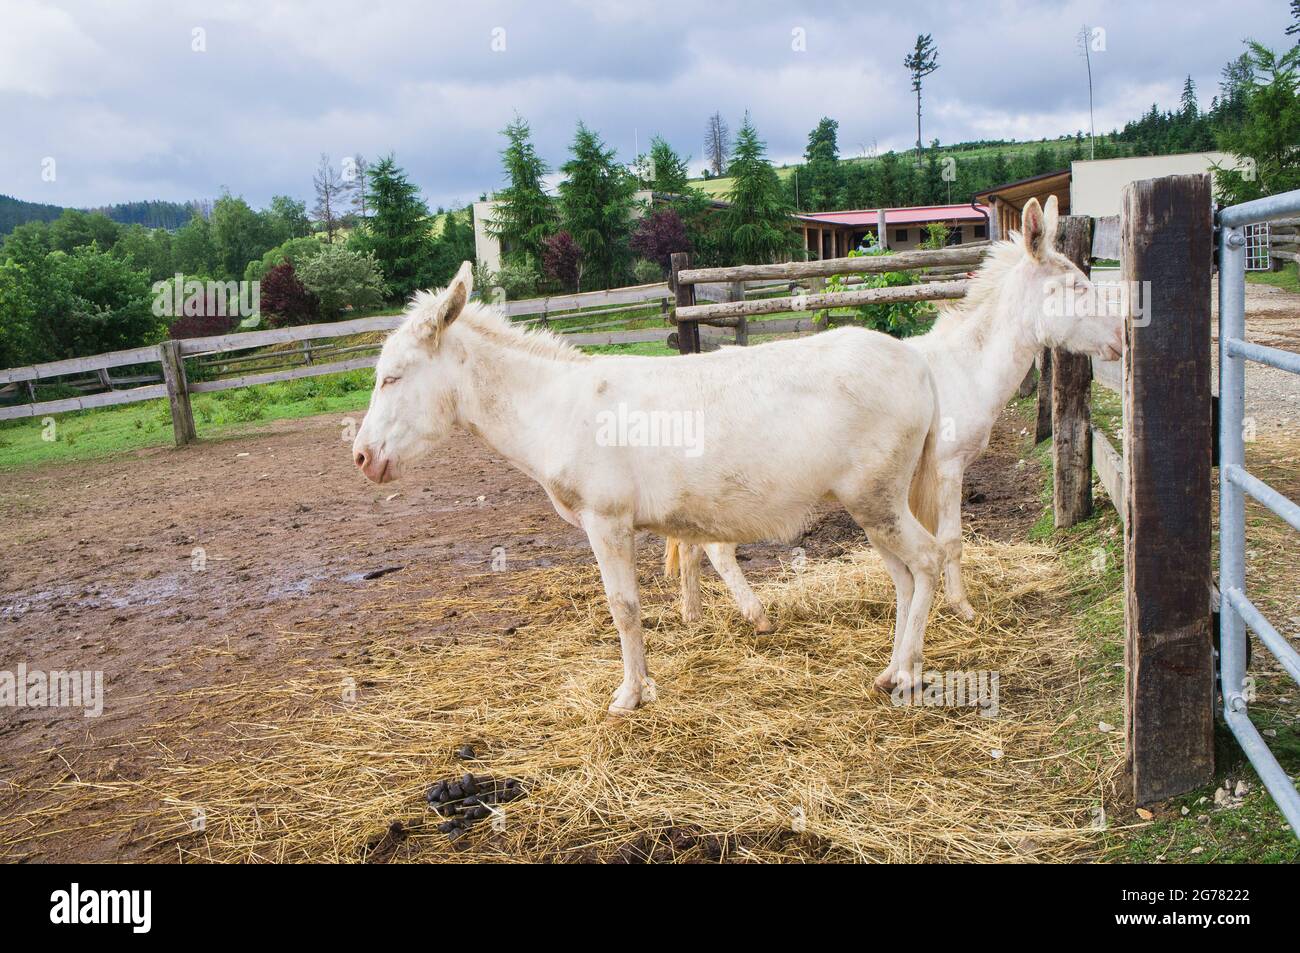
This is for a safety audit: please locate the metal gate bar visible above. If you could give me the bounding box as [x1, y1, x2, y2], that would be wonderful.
[1217, 188, 1300, 836]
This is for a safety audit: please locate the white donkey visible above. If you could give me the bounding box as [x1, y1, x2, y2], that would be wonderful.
[353, 262, 945, 712]
[665, 195, 1124, 628]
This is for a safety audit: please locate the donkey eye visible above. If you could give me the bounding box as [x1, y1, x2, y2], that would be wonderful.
[381, 376, 400, 387]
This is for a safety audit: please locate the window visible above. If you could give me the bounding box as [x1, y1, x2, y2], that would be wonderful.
[946, 229, 963, 245]
[974, 224, 987, 239]
[895, 229, 908, 244]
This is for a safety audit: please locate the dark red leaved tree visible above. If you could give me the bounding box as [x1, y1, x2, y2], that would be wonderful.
[260, 261, 320, 327]
[630, 208, 691, 275]
[541, 230, 584, 292]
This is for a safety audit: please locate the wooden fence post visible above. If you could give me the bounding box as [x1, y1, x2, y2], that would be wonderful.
[1016, 366, 1037, 398]
[810, 275, 828, 326]
[670, 252, 699, 354]
[727, 281, 748, 346]
[159, 339, 197, 446]
[1034, 350, 1053, 442]
[1122, 173, 1214, 804]
[1052, 216, 1094, 527]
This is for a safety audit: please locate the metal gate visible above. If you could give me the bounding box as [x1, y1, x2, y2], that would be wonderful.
[1217, 189, 1300, 835]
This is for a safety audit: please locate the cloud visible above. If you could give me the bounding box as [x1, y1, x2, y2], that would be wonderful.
[2, 0, 1293, 210]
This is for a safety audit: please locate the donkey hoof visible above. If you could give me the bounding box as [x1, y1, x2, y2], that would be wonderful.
[682, 607, 702, 625]
[608, 677, 654, 714]
[955, 600, 976, 622]
[753, 616, 776, 635]
[876, 665, 922, 697]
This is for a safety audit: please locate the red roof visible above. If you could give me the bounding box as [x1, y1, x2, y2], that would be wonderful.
[796, 204, 990, 227]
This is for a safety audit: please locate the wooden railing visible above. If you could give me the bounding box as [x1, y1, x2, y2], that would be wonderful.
[0, 283, 674, 439]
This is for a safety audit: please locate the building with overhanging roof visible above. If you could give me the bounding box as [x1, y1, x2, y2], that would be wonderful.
[473, 195, 991, 272]
[973, 169, 1072, 239]
[794, 204, 991, 259]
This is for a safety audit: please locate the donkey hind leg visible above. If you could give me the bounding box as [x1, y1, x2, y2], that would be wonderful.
[679, 542, 703, 624]
[852, 508, 942, 697]
[704, 543, 773, 633]
[582, 512, 656, 714]
[938, 463, 976, 621]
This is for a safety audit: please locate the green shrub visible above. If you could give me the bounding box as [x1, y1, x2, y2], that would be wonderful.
[631, 258, 663, 285]
[296, 245, 385, 318]
[826, 238, 933, 338]
[490, 258, 541, 301]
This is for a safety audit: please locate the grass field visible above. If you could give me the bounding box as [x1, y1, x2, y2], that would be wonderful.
[692, 136, 1109, 200]
[0, 369, 376, 470]
[1246, 262, 1300, 294]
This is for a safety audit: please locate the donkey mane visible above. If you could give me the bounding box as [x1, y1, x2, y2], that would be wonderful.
[405, 290, 591, 363]
[927, 234, 1025, 337]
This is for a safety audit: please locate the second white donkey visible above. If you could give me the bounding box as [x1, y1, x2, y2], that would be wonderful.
[666, 195, 1124, 632]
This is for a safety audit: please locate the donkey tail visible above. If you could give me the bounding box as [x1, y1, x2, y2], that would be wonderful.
[664, 536, 682, 579]
[908, 372, 943, 536]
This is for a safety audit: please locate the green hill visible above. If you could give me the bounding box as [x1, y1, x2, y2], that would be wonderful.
[693, 134, 1120, 202]
[0, 194, 195, 236]
[0, 194, 64, 234]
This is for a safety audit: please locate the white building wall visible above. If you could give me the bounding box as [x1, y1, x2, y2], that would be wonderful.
[472, 200, 503, 274]
[472, 191, 657, 276]
[1070, 152, 1242, 218]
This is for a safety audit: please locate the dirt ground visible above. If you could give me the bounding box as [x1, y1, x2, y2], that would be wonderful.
[0, 394, 1042, 862]
[4, 277, 1295, 862]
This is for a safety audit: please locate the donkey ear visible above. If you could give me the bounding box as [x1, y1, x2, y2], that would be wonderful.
[1022, 197, 1046, 261]
[1042, 194, 1060, 248]
[410, 262, 474, 341]
[441, 261, 473, 327]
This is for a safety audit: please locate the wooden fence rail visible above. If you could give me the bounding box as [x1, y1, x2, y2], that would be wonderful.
[0, 283, 673, 435]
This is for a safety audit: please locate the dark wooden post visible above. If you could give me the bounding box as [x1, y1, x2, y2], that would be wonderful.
[1052, 216, 1094, 527]
[1016, 365, 1037, 398]
[1121, 173, 1214, 804]
[670, 252, 699, 354]
[727, 281, 748, 346]
[1034, 350, 1053, 442]
[158, 339, 197, 446]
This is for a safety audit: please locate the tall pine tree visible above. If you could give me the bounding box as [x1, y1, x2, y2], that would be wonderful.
[354, 154, 431, 300]
[640, 135, 692, 194]
[722, 114, 797, 264]
[801, 117, 842, 210]
[487, 116, 555, 269]
[558, 122, 639, 289]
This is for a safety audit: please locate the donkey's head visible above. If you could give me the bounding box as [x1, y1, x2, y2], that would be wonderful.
[353, 262, 473, 483]
[1008, 195, 1123, 361]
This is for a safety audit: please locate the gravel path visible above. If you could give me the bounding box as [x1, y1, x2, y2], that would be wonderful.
[1212, 279, 1300, 432]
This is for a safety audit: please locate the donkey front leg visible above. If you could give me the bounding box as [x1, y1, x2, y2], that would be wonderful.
[938, 463, 976, 621]
[703, 543, 773, 633]
[583, 512, 656, 714]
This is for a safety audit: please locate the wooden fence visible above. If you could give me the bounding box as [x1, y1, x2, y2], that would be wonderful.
[1266, 216, 1300, 268]
[0, 282, 674, 441]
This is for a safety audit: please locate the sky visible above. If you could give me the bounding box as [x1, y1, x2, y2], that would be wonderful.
[1, 0, 1294, 212]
